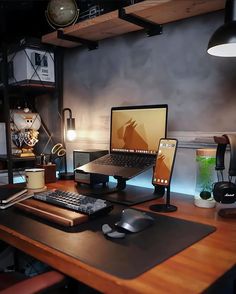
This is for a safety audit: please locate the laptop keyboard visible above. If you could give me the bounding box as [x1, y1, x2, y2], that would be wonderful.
[33, 190, 113, 217]
[94, 154, 155, 168]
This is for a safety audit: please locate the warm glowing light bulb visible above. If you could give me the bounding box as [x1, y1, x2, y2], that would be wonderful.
[66, 129, 76, 141]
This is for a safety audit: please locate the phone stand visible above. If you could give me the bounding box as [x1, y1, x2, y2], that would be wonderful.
[150, 185, 177, 213]
[153, 185, 165, 198]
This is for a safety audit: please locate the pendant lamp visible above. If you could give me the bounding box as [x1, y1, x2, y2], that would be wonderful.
[207, 0, 236, 57]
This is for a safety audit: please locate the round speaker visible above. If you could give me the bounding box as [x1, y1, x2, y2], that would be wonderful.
[213, 181, 236, 204]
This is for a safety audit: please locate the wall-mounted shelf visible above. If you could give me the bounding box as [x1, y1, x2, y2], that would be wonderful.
[0, 155, 35, 162]
[42, 0, 225, 48]
[0, 83, 55, 92]
[0, 40, 63, 184]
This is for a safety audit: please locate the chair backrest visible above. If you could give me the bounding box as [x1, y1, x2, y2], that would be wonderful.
[0, 270, 66, 294]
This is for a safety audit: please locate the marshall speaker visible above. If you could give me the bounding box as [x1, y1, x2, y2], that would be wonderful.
[73, 149, 108, 186]
[213, 134, 236, 204]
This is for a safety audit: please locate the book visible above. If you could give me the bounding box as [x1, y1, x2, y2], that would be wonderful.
[0, 186, 28, 204]
[0, 192, 33, 209]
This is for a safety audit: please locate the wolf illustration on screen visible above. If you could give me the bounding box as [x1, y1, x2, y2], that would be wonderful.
[117, 118, 148, 150]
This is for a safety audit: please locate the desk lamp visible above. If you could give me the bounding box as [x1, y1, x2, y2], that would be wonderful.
[59, 107, 76, 180]
[207, 0, 236, 57]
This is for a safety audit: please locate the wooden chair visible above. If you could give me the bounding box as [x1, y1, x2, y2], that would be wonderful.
[0, 270, 66, 294]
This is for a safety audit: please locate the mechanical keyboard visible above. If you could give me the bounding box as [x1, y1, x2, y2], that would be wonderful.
[94, 154, 155, 168]
[33, 190, 113, 217]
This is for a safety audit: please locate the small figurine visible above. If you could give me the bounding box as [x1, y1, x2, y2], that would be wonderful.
[10, 108, 41, 157]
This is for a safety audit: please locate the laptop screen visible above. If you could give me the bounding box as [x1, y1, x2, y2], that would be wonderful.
[110, 104, 168, 155]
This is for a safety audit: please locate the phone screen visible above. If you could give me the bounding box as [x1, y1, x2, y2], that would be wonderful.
[152, 139, 177, 186]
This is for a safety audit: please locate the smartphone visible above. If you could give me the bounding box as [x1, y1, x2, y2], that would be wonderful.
[152, 138, 178, 187]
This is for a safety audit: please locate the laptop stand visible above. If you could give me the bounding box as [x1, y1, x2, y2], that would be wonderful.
[86, 176, 163, 206]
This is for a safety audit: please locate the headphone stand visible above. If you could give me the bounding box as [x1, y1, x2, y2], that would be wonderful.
[218, 207, 236, 218]
[149, 185, 177, 213]
[213, 134, 236, 205]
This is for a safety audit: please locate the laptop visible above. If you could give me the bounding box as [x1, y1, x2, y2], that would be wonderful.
[76, 104, 168, 179]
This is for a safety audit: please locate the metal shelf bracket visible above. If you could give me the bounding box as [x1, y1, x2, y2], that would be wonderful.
[119, 8, 162, 37]
[57, 30, 98, 50]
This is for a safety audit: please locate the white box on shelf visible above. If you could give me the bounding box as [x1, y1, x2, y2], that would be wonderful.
[8, 48, 55, 85]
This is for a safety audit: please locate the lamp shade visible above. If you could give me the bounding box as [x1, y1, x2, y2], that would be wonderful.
[66, 117, 75, 130]
[207, 22, 236, 57]
[207, 0, 236, 57]
[66, 116, 76, 141]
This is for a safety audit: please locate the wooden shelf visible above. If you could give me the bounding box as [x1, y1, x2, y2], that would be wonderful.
[42, 0, 225, 48]
[0, 155, 36, 162]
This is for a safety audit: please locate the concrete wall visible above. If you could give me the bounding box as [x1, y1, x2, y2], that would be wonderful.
[63, 11, 236, 196]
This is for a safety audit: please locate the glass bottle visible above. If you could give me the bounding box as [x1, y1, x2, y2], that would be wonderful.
[194, 148, 216, 208]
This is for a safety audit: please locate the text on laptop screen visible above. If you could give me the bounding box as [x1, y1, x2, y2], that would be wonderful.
[111, 105, 167, 155]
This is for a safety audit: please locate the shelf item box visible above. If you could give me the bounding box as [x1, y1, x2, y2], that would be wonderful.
[2, 48, 55, 86]
[73, 149, 108, 186]
[78, 0, 143, 21]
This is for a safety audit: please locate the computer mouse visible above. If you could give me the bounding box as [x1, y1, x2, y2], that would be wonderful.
[115, 208, 154, 233]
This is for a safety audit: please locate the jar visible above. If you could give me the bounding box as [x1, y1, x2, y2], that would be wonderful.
[194, 149, 216, 208]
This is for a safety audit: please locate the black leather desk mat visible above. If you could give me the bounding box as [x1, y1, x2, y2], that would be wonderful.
[0, 206, 216, 279]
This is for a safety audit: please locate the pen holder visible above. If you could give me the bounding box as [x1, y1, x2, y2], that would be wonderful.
[36, 164, 57, 183]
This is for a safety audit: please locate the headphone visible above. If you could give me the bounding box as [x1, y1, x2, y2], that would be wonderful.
[213, 134, 236, 204]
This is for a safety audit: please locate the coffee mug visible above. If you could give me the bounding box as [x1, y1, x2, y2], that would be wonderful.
[25, 168, 45, 190]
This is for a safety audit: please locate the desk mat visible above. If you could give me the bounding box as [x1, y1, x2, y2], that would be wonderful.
[0, 206, 216, 279]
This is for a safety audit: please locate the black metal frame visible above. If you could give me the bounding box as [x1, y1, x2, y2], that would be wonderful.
[1, 42, 14, 183]
[57, 30, 98, 50]
[118, 8, 162, 37]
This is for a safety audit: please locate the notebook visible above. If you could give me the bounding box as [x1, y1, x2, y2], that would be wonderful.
[0, 186, 28, 204]
[0, 186, 33, 209]
[76, 104, 168, 179]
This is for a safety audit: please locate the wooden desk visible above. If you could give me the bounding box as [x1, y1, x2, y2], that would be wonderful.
[0, 180, 235, 294]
